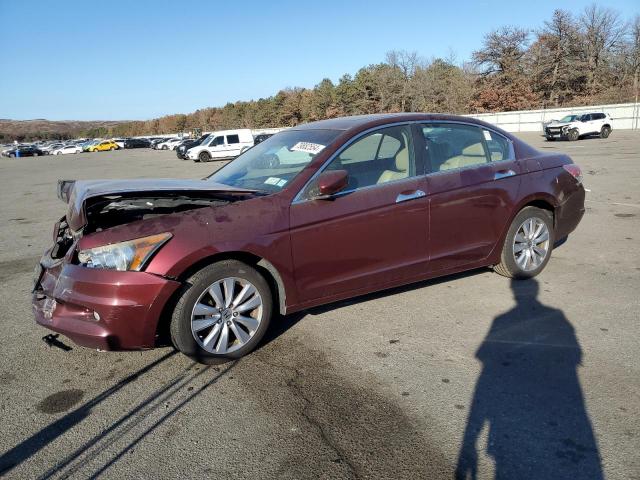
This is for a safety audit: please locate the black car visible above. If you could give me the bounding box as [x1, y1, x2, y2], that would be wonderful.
[124, 138, 151, 149]
[175, 134, 210, 160]
[2, 146, 45, 158]
[253, 133, 273, 145]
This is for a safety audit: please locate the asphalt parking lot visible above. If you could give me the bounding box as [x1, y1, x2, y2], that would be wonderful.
[0, 132, 638, 479]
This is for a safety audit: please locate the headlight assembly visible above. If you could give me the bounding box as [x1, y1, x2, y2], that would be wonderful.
[78, 233, 172, 271]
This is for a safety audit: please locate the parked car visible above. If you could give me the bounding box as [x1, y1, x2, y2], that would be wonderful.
[33, 114, 585, 363]
[112, 138, 127, 149]
[3, 146, 45, 157]
[82, 140, 100, 152]
[175, 134, 210, 160]
[544, 112, 612, 141]
[187, 129, 254, 162]
[52, 145, 82, 155]
[150, 138, 171, 150]
[41, 143, 66, 155]
[155, 138, 184, 150]
[87, 140, 119, 152]
[253, 133, 273, 145]
[124, 138, 151, 149]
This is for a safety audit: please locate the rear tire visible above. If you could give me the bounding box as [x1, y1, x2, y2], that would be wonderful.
[170, 260, 273, 364]
[494, 207, 554, 279]
[600, 126, 611, 138]
[199, 151, 212, 162]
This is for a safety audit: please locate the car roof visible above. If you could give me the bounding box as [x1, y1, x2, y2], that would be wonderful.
[290, 113, 513, 135]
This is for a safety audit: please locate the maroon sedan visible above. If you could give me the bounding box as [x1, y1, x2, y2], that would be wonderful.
[33, 114, 585, 362]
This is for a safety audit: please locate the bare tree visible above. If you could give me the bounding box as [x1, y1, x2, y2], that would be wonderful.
[579, 4, 627, 96]
[473, 26, 530, 75]
[531, 9, 584, 106]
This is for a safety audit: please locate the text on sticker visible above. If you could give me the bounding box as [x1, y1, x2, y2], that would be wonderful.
[291, 142, 325, 154]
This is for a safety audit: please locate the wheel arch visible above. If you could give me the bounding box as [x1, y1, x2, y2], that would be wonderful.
[489, 195, 557, 265]
[154, 250, 288, 346]
[175, 250, 286, 311]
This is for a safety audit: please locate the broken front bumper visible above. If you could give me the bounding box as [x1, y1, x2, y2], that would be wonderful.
[33, 249, 181, 350]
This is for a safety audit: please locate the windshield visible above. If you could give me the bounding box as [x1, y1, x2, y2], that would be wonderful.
[559, 115, 577, 122]
[207, 129, 340, 193]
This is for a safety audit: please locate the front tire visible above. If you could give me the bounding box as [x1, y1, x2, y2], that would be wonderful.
[198, 151, 211, 162]
[494, 207, 554, 279]
[170, 260, 273, 364]
[567, 129, 579, 141]
[545, 136, 555, 142]
[600, 126, 611, 138]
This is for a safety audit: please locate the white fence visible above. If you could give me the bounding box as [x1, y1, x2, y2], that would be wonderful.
[465, 102, 640, 132]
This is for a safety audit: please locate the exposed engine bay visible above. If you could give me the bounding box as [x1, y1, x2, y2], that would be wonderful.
[84, 193, 230, 233]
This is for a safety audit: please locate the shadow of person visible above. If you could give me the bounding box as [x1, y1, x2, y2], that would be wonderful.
[455, 279, 603, 480]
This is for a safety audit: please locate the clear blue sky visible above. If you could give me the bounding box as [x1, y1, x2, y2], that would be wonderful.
[1, 0, 637, 120]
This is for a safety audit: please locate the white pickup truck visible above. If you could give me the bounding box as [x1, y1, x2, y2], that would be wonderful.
[544, 113, 613, 141]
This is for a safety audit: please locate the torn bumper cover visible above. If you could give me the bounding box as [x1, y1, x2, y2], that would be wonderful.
[33, 249, 181, 350]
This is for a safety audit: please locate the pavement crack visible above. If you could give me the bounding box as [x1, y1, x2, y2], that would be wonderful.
[257, 356, 359, 479]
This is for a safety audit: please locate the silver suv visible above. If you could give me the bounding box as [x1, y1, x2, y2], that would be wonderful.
[544, 113, 612, 141]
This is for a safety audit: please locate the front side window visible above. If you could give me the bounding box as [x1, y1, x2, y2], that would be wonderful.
[227, 134, 240, 144]
[210, 136, 224, 147]
[207, 129, 340, 193]
[322, 125, 415, 192]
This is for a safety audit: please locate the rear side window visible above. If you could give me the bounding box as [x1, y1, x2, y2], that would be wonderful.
[421, 124, 513, 171]
[482, 130, 513, 162]
[422, 124, 488, 172]
[226, 134, 240, 144]
[592, 113, 605, 120]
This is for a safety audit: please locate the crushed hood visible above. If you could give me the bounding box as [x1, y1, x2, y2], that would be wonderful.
[58, 178, 256, 231]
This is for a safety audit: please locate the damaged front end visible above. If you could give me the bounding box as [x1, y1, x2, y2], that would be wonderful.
[33, 177, 257, 351]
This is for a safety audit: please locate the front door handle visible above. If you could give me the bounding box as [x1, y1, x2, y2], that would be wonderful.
[494, 169, 516, 180]
[396, 190, 426, 203]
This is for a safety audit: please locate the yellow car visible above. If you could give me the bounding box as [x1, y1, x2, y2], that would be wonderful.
[88, 140, 119, 152]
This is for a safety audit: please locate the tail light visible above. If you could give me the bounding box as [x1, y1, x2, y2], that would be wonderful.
[563, 164, 583, 184]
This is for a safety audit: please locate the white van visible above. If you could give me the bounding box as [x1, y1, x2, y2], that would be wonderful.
[186, 129, 254, 162]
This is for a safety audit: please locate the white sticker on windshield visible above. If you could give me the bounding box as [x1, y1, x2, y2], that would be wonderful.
[277, 179, 287, 187]
[291, 142, 325, 154]
[483, 130, 492, 141]
[265, 177, 282, 185]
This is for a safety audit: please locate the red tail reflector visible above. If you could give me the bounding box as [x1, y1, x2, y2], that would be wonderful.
[563, 164, 583, 184]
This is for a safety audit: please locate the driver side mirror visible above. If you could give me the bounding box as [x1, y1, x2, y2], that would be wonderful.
[312, 170, 349, 200]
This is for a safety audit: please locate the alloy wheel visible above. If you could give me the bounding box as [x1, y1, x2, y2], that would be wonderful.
[512, 217, 550, 271]
[190, 277, 263, 354]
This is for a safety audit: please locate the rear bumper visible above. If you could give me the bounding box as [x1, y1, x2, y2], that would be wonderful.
[33, 253, 181, 350]
[555, 185, 586, 240]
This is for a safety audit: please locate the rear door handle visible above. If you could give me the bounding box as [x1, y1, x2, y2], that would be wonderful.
[494, 169, 516, 180]
[396, 190, 426, 203]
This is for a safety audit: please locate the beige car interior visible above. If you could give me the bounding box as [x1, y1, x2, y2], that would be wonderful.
[439, 142, 488, 170]
[377, 147, 409, 183]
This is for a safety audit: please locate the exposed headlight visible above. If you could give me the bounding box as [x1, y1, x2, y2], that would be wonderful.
[78, 233, 172, 271]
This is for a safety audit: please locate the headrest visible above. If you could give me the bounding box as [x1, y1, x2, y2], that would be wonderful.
[395, 147, 409, 171]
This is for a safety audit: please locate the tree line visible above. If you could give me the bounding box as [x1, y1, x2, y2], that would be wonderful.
[5, 5, 639, 141]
